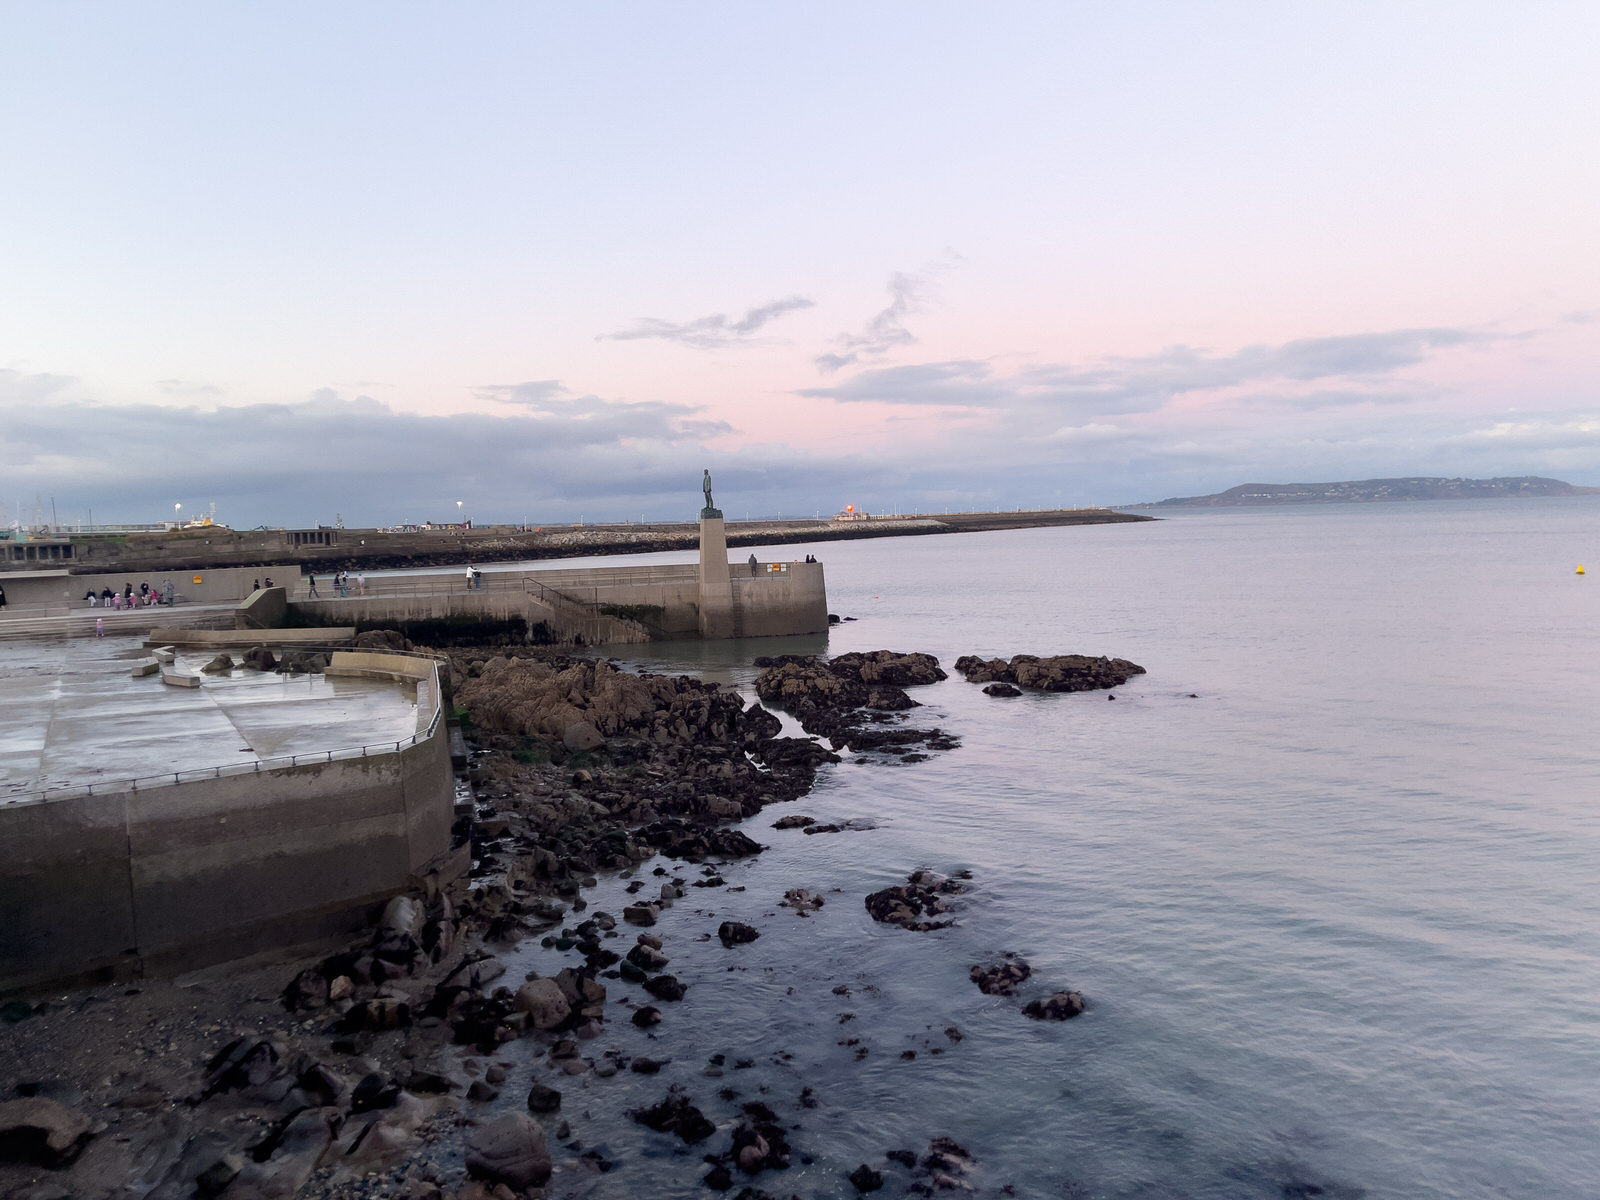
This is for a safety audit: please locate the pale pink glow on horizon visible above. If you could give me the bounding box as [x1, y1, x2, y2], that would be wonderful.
[2, 5, 1597, 524]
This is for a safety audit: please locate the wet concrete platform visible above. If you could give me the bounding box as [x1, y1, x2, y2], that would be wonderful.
[1, 633, 423, 802]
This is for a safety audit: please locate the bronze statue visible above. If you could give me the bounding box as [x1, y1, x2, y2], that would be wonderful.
[702, 469, 714, 511]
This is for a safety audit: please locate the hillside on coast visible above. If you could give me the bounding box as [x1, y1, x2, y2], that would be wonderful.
[1139, 476, 1600, 508]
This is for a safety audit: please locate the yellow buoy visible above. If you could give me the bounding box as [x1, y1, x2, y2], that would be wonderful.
[1579, 564, 1587, 575]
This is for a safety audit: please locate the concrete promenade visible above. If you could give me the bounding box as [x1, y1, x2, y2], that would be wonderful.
[0, 636, 423, 803]
[1, 650, 457, 993]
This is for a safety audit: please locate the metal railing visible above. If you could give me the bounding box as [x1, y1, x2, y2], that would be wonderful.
[3, 659, 445, 807]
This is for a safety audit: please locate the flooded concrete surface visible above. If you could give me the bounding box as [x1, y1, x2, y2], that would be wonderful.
[1, 632, 422, 801]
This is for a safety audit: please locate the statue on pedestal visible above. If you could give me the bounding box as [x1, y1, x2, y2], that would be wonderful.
[700, 469, 722, 519]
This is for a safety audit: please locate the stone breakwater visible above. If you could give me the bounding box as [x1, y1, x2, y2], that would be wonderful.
[0, 643, 1113, 1200]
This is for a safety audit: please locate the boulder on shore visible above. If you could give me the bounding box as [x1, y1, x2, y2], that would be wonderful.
[0, 1097, 94, 1166]
[353, 628, 410, 652]
[513, 979, 570, 1030]
[563, 721, 605, 752]
[465, 1112, 552, 1189]
[241, 645, 278, 671]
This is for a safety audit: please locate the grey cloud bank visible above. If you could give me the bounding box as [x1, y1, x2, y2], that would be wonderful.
[598, 296, 814, 349]
[815, 272, 926, 373]
[7, 384, 1597, 530]
[801, 327, 1502, 416]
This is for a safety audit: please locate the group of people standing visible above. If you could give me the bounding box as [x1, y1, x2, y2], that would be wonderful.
[304, 571, 364, 598]
[84, 580, 173, 609]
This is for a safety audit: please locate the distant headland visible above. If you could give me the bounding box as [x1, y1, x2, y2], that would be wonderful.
[1134, 476, 1600, 508]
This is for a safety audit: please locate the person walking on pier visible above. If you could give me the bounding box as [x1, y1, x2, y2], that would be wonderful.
[748, 553, 759, 576]
[0, 584, 6, 612]
[307, 574, 319, 598]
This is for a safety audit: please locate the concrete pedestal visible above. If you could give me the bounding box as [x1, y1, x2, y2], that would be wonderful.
[697, 515, 734, 638]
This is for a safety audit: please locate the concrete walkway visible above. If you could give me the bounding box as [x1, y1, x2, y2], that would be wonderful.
[0, 603, 239, 641]
[0, 634, 423, 803]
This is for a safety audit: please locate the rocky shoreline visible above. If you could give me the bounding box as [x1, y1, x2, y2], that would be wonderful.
[0, 642, 1131, 1199]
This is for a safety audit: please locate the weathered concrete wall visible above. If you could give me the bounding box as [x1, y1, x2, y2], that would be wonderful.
[235, 584, 288, 629]
[277, 556, 824, 643]
[292, 590, 650, 646]
[3, 566, 260, 610]
[732, 562, 829, 637]
[527, 566, 702, 638]
[0, 655, 455, 994]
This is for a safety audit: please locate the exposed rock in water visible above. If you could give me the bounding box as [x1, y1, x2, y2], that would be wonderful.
[200, 653, 234, 674]
[1023, 990, 1086, 1020]
[526, 1083, 562, 1113]
[970, 955, 1031, 996]
[982, 682, 1022, 697]
[752, 651, 959, 760]
[863, 869, 966, 931]
[643, 974, 688, 1001]
[954, 653, 1145, 692]
[630, 1090, 715, 1143]
[780, 888, 825, 913]
[849, 1162, 886, 1192]
[830, 650, 947, 687]
[718, 921, 760, 946]
[771, 814, 815, 829]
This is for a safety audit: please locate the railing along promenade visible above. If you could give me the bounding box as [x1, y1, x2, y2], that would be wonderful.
[3, 651, 445, 808]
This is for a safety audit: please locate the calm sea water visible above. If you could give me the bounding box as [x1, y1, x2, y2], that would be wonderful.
[504, 501, 1600, 1197]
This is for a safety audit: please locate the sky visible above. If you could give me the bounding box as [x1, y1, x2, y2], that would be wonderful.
[3, 3, 1598, 529]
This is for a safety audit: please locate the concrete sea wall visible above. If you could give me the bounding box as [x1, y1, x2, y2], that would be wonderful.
[285, 560, 828, 643]
[0, 653, 457, 994]
[2, 566, 261, 613]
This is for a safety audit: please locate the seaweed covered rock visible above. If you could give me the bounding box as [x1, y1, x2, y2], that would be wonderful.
[829, 650, 947, 688]
[1023, 990, 1086, 1020]
[630, 1090, 715, 1143]
[863, 869, 966, 931]
[969, 955, 1031, 996]
[954, 653, 1145, 692]
[753, 652, 958, 760]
